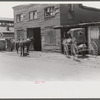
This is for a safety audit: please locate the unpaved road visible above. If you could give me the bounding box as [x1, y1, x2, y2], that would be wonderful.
[0, 51, 100, 81]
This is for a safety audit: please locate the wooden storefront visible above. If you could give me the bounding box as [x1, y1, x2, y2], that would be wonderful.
[88, 26, 100, 54]
[54, 22, 100, 55]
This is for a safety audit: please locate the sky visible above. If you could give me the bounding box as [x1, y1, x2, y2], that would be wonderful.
[0, 2, 100, 18]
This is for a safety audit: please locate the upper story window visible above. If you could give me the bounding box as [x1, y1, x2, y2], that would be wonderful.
[44, 6, 55, 18]
[7, 23, 14, 27]
[0, 21, 14, 27]
[68, 4, 74, 19]
[68, 4, 74, 11]
[29, 10, 37, 20]
[16, 14, 24, 22]
[0, 22, 6, 26]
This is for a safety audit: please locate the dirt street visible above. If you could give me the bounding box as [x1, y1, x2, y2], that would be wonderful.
[0, 51, 100, 81]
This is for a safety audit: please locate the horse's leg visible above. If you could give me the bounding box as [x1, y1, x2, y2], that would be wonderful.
[26, 46, 28, 53]
[16, 48, 18, 53]
[27, 45, 29, 54]
[17, 46, 19, 53]
[22, 46, 24, 56]
[16, 46, 18, 53]
[20, 46, 22, 57]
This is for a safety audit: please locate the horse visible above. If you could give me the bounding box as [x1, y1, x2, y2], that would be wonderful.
[19, 37, 34, 57]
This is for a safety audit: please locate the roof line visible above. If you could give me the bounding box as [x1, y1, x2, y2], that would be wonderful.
[53, 22, 100, 29]
[79, 4, 100, 12]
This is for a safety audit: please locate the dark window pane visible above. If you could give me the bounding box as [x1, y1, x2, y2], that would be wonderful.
[44, 6, 55, 18]
[45, 29, 56, 45]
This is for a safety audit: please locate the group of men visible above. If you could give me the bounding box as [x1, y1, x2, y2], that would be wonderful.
[16, 37, 33, 57]
[16, 38, 27, 57]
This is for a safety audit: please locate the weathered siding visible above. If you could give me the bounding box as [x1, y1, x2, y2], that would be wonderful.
[38, 4, 61, 52]
[13, 4, 100, 53]
[60, 4, 100, 25]
[14, 4, 61, 52]
[88, 26, 100, 55]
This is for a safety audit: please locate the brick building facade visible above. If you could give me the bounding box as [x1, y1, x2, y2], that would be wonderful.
[0, 18, 14, 39]
[13, 4, 100, 52]
[0, 18, 14, 51]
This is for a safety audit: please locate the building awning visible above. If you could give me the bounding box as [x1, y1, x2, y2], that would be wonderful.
[53, 22, 100, 29]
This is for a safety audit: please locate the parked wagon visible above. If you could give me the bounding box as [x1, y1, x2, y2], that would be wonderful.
[63, 28, 98, 60]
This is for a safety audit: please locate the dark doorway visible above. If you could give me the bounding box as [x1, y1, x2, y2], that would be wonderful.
[27, 27, 42, 51]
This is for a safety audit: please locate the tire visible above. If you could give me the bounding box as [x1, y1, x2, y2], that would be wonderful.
[89, 41, 98, 57]
[71, 44, 78, 60]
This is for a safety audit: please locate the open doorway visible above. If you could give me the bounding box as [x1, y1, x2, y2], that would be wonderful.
[27, 27, 42, 51]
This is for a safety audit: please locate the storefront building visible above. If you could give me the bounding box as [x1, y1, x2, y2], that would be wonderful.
[13, 4, 100, 52]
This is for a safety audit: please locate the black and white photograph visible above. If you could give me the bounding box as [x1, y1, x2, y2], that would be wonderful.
[1, 1, 100, 97]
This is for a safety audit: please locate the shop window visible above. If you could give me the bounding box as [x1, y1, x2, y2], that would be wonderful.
[29, 10, 37, 20]
[44, 6, 55, 18]
[45, 29, 56, 45]
[16, 14, 24, 22]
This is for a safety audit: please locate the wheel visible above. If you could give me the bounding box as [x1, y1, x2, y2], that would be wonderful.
[71, 44, 78, 60]
[89, 41, 98, 57]
[78, 43, 87, 57]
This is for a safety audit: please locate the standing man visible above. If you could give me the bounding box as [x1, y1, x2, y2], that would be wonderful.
[19, 38, 24, 57]
[16, 39, 20, 54]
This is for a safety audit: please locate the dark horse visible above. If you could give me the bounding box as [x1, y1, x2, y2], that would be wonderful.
[16, 37, 34, 57]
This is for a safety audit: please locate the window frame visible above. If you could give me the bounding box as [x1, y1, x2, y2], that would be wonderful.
[68, 4, 74, 11]
[44, 6, 55, 18]
[29, 10, 38, 20]
[16, 13, 24, 22]
[45, 28, 56, 46]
